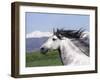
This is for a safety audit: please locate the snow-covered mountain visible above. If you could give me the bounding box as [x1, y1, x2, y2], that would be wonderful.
[26, 37, 48, 52]
[26, 31, 52, 38]
[26, 31, 52, 52]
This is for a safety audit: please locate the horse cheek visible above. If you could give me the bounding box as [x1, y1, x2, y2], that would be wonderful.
[46, 40, 53, 49]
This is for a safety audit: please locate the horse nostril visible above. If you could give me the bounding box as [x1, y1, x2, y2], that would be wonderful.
[40, 47, 48, 54]
[41, 47, 44, 51]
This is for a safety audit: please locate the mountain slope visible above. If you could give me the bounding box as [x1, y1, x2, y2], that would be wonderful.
[26, 37, 48, 52]
[26, 31, 51, 52]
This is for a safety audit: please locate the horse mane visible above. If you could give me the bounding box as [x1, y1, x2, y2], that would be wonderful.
[54, 28, 89, 56]
[54, 28, 85, 39]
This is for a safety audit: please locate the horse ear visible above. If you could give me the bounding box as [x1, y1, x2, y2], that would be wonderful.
[56, 28, 63, 39]
[53, 28, 55, 34]
[57, 28, 59, 33]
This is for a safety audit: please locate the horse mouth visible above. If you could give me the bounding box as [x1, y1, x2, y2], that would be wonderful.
[40, 47, 48, 54]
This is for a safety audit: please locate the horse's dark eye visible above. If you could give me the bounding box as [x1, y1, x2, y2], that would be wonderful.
[52, 38, 56, 41]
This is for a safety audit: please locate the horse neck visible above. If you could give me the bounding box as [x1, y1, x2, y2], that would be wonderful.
[59, 38, 83, 65]
[60, 38, 82, 54]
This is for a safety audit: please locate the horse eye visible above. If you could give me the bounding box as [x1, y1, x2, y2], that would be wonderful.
[52, 38, 57, 41]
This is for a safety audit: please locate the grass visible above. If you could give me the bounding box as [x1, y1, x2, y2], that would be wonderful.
[26, 50, 62, 67]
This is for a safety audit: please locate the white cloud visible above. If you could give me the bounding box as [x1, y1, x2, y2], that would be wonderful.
[26, 31, 52, 38]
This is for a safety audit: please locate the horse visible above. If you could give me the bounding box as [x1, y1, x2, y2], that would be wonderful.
[40, 28, 90, 66]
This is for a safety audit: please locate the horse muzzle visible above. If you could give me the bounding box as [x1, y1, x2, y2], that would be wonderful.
[40, 47, 48, 54]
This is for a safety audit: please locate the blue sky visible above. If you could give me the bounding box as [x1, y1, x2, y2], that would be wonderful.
[25, 12, 89, 34]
